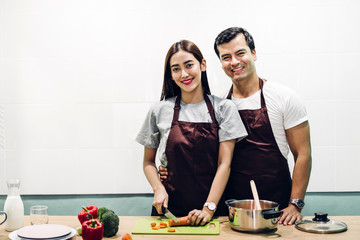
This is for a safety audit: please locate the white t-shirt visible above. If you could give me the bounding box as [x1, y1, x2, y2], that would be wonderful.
[136, 95, 248, 166]
[230, 80, 308, 159]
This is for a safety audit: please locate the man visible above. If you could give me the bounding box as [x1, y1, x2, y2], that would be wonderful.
[160, 27, 312, 225]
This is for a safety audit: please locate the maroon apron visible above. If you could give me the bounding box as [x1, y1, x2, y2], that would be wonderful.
[154, 94, 226, 216]
[225, 79, 292, 209]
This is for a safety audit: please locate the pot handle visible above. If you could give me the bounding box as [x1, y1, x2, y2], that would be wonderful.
[225, 199, 237, 206]
[262, 209, 283, 219]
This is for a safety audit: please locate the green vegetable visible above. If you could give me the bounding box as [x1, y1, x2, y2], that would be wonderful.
[76, 226, 82, 236]
[97, 207, 119, 237]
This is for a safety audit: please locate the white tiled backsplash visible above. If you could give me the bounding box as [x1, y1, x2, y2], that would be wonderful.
[1, 0, 360, 194]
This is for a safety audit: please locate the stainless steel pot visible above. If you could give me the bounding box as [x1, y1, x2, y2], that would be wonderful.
[225, 199, 283, 233]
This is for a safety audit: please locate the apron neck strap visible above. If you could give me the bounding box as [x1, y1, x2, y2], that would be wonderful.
[259, 78, 266, 108]
[204, 94, 217, 124]
[226, 86, 233, 99]
[173, 95, 181, 121]
[173, 94, 217, 124]
[226, 78, 266, 108]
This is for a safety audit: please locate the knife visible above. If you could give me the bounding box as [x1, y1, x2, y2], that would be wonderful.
[161, 206, 178, 223]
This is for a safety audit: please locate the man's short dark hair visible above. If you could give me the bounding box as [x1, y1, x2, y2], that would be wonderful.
[214, 27, 255, 58]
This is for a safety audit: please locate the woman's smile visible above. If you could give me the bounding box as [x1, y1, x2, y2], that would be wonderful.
[182, 78, 193, 85]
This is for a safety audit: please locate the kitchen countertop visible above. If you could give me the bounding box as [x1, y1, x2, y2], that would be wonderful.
[0, 216, 359, 240]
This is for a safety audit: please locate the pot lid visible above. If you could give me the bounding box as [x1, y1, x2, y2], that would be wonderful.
[295, 212, 347, 234]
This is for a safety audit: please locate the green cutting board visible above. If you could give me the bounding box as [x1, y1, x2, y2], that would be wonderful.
[131, 218, 220, 235]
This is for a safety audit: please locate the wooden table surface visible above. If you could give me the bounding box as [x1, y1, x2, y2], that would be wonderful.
[0, 216, 359, 240]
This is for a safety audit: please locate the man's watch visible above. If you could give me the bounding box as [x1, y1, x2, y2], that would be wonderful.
[289, 199, 305, 209]
[204, 202, 217, 211]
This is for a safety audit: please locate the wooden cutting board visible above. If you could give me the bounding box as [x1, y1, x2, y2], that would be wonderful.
[131, 218, 220, 235]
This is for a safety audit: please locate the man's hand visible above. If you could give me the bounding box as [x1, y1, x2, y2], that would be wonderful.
[278, 204, 303, 225]
[158, 165, 168, 182]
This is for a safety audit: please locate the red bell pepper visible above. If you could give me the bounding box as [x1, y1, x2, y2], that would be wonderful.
[78, 206, 98, 224]
[82, 219, 104, 240]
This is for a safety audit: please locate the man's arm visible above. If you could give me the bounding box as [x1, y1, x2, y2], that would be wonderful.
[279, 121, 312, 225]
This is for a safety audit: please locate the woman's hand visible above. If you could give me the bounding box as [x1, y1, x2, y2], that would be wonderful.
[143, 147, 169, 214]
[153, 186, 169, 214]
[188, 208, 213, 226]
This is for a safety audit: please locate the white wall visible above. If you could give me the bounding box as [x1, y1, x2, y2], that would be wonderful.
[1, 0, 360, 194]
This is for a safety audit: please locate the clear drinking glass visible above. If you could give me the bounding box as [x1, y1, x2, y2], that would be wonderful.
[30, 205, 48, 225]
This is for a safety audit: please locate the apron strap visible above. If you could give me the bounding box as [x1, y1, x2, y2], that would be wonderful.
[226, 78, 266, 109]
[226, 85, 233, 99]
[172, 95, 181, 122]
[172, 94, 218, 124]
[204, 95, 218, 125]
[259, 78, 266, 108]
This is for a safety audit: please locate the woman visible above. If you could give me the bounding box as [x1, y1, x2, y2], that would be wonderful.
[136, 40, 247, 225]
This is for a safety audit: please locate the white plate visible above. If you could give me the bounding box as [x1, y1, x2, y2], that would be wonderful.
[17, 224, 71, 239]
[9, 226, 76, 240]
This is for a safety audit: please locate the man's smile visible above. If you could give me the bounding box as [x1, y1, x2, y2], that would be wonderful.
[232, 65, 244, 73]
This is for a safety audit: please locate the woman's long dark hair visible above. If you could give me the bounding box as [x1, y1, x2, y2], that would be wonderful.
[160, 40, 211, 100]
